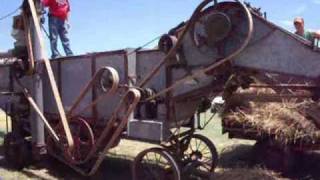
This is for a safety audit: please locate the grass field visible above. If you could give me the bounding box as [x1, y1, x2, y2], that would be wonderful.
[0, 112, 319, 180]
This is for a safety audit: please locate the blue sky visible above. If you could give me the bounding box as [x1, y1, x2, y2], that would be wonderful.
[1, 0, 320, 55]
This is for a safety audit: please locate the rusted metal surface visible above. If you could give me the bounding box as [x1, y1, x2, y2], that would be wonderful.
[52, 117, 95, 165]
[143, 1, 253, 101]
[138, 0, 219, 88]
[4, 0, 320, 177]
[27, 0, 74, 149]
[15, 77, 60, 143]
[59, 57, 92, 117]
[234, 12, 320, 78]
[88, 88, 141, 175]
[95, 53, 127, 120]
[22, 11, 35, 75]
[91, 56, 98, 120]
[67, 66, 119, 117]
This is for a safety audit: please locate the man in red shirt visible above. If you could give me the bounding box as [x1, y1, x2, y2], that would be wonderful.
[42, 0, 73, 59]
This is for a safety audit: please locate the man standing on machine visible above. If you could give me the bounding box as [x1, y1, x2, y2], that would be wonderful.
[41, 0, 73, 59]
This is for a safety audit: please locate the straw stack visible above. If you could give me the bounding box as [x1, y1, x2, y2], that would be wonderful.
[223, 87, 320, 145]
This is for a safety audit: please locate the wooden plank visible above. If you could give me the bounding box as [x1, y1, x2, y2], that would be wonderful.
[22, 12, 35, 75]
[27, 0, 74, 149]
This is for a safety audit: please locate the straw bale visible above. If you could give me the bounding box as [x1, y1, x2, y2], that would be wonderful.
[223, 87, 320, 144]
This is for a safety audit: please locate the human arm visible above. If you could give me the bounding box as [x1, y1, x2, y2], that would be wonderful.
[41, 0, 50, 7]
[66, 0, 71, 20]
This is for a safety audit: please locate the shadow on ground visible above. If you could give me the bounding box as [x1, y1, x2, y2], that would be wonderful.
[0, 145, 133, 180]
[218, 143, 320, 180]
[2, 143, 320, 180]
[219, 144, 255, 168]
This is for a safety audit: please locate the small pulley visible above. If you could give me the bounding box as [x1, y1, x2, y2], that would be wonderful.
[158, 34, 178, 54]
[193, 12, 232, 47]
[190, 1, 253, 58]
[97, 67, 119, 93]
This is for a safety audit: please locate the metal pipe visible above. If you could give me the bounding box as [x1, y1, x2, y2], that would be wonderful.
[28, 0, 46, 155]
[27, 0, 74, 149]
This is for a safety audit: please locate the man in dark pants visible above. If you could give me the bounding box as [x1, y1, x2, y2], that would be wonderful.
[42, 0, 73, 59]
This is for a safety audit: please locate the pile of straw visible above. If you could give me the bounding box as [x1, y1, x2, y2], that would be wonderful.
[223, 87, 320, 144]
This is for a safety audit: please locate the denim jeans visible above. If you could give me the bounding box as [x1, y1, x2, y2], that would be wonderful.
[48, 15, 73, 59]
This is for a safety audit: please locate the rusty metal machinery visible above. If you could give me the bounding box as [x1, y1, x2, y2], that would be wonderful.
[1, 0, 320, 179]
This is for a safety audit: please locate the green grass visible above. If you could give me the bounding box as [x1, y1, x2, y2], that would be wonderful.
[0, 112, 295, 180]
[0, 111, 10, 144]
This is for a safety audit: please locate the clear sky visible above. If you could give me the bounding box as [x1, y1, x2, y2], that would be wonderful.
[1, 0, 320, 55]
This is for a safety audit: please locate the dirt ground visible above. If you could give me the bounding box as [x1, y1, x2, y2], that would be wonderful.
[1, 113, 320, 180]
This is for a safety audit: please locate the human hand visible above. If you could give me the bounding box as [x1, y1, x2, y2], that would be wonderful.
[40, 16, 45, 24]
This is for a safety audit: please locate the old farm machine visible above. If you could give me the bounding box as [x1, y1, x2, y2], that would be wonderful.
[2, 0, 320, 179]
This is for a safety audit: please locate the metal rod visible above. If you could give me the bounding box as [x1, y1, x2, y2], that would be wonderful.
[138, 0, 215, 88]
[88, 88, 141, 175]
[144, 0, 254, 100]
[5, 103, 9, 133]
[67, 67, 119, 117]
[22, 11, 35, 75]
[46, 89, 140, 176]
[69, 92, 112, 119]
[27, 0, 73, 149]
[15, 77, 60, 142]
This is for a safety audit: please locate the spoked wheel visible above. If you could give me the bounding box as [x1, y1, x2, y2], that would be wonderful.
[133, 148, 181, 180]
[47, 117, 95, 165]
[181, 134, 218, 178]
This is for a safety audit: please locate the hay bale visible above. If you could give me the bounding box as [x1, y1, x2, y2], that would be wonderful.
[223, 87, 320, 144]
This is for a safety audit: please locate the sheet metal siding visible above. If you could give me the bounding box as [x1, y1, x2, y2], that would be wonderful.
[43, 61, 59, 114]
[136, 51, 166, 92]
[0, 67, 11, 92]
[95, 53, 126, 120]
[235, 16, 320, 78]
[60, 57, 93, 117]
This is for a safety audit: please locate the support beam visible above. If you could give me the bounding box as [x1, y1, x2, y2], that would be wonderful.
[27, 0, 74, 149]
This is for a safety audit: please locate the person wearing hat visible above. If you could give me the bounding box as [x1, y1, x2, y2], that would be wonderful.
[294, 17, 320, 42]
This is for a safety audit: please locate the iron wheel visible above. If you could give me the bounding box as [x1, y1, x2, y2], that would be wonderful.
[181, 134, 218, 178]
[133, 147, 181, 180]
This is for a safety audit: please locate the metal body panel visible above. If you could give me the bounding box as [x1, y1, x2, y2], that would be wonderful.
[136, 51, 166, 92]
[43, 62, 59, 114]
[6, 2, 320, 147]
[95, 53, 127, 120]
[60, 57, 93, 117]
[42, 52, 128, 120]
[235, 15, 320, 78]
[171, 68, 214, 97]
[182, 31, 220, 66]
[128, 120, 166, 142]
[127, 49, 137, 85]
[0, 67, 11, 92]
